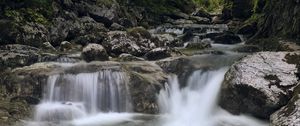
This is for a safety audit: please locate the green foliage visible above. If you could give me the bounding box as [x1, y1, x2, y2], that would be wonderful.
[193, 0, 224, 13]
[252, 0, 259, 13]
[2, 0, 53, 25]
[5, 8, 49, 25]
[244, 13, 263, 25]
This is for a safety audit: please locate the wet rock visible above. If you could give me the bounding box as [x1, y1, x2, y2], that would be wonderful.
[82, 43, 109, 62]
[246, 38, 281, 51]
[0, 100, 31, 126]
[144, 48, 172, 61]
[117, 53, 145, 62]
[127, 27, 152, 39]
[189, 16, 211, 24]
[110, 23, 125, 31]
[15, 22, 49, 47]
[192, 9, 211, 19]
[39, 53, 81, 63]
[156, 56, 194, 87]
[220, 52, 300, 119]
[50, 17, 107, 47]
[173, 19, 194, 25]
[0, 44, 40, 71]
[154, 33, 183, 47]
[104, 31, 155, 57]
[232, 45, 261, 53]
[2, 61, 167, 114]
[166, 12, 189, 20]
[185, 42, 212, 50]
[59, 41, 72, 51]
[270, 85, 300, 126]
[237, 24, 258, 38]
[60, 0, 121, 27]
[41, 42, 56, 52]
[214, 32, 242, 44]
[278, 40, 300, 51]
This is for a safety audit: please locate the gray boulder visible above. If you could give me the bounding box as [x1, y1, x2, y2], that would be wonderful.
[220, 52, 300, 119]
[270, 85, 300, 126]
[82, 44, 109, 62]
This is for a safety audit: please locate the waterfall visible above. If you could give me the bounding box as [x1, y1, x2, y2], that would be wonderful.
[34, 70, 132, 122]
[158, 68, 268, 126]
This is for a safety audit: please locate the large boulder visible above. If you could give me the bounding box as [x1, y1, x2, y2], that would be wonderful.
[82, 44, 109, 62]
[220, 52, 300, 119]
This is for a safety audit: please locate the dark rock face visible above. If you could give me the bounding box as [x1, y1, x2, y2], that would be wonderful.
[222, 0, 254, 19]
[82, 43, 109, 62]
[213, 32, 242, 44]
[0, 44, 40, 71]
[257, 0, 300, 39]
[220, 52, 300, 119]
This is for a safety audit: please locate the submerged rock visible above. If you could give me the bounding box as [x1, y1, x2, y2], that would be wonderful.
[82, 44, 109, 62]
[220, 52, 300, 119]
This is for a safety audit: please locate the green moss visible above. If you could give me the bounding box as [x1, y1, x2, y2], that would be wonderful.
[2, 0, 53, 25]
[244, 13, 264, 25]
[252, 0, 259, 13]
[193, 0, 224, 13]
[4, 8, 49, 25]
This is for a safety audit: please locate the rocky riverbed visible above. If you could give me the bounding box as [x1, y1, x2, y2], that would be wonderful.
[1, 0, 300, 126]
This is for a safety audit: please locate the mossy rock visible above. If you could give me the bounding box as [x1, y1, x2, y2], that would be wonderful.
[127, 27, 152, 39]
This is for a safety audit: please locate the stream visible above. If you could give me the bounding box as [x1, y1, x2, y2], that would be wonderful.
[21, 23, 268, 126]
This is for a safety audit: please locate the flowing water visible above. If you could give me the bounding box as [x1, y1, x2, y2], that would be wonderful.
[158, 69, 268, 126]
[22, 24, 269, 126]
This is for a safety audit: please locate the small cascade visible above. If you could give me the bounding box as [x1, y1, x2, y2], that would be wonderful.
[34, 70, 132, 122]
[158, 68, 268, 126]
